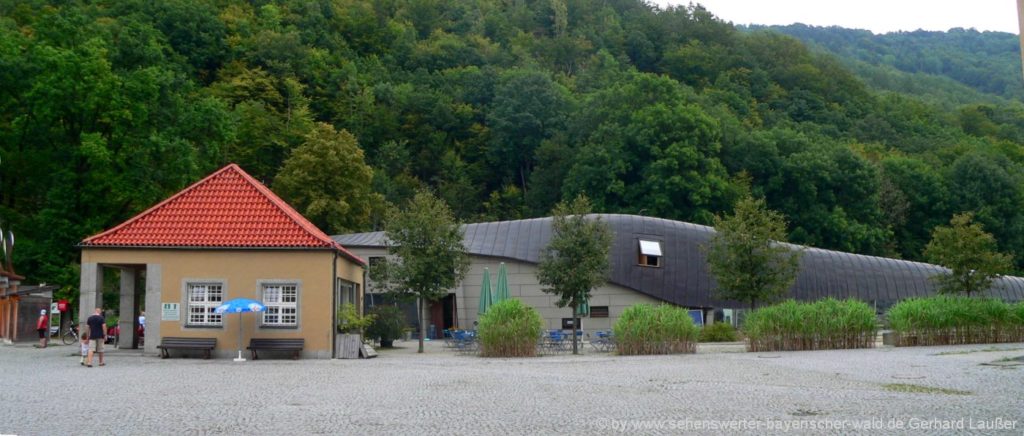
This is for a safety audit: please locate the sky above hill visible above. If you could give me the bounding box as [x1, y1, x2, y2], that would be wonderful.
[662, 0, 1020, 34]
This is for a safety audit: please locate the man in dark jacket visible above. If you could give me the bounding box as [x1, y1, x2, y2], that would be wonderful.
[85, 308, 106, 367]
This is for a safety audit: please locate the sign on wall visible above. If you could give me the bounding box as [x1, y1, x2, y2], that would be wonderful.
[162, 303, 180, 321]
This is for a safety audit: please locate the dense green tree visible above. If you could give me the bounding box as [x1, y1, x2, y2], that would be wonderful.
[537, 195, 612, 354]
[373, 190, 470, 353]
[924, 213, 1013, 296]
[706, 195, 802, 310]
[273, 123, 380, 233]
[487, 69, 572, 191]
[4, 0, 1024, 295]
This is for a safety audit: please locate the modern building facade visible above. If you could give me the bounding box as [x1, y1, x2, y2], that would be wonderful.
[335, 215, 1024, 331]
[79, 164, 365, 358]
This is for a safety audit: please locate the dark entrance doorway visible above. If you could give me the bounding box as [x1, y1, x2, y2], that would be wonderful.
[428, 293, 457, 338]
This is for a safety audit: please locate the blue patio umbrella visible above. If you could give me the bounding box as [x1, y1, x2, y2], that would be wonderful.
[215, 298, 266, 362]
[478, 268, 493, 316]
[495, 262, 510, 303]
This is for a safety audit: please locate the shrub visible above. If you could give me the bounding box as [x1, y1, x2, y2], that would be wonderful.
[337, 303, 375, 334]
[744, 298, 876, 352]
[699, 322, 739, 342]
[613, 304, 699, 355]
[478, 299, 544, 357]
[887, 296, 1024, 346]
[366, 305, 407, 347]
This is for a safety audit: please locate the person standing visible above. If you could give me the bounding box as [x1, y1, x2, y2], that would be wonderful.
[79, 331, 90, 365]
[85, 308, 106, 367]
[35, 309, 48, 348]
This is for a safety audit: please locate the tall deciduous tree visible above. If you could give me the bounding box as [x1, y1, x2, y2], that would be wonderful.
[537, 195, 612, 354]
[924, 213, 1013, 296]
[274, 123, 380, 234]
[706, 195, 802, 310]
[375, 190, 470, 353]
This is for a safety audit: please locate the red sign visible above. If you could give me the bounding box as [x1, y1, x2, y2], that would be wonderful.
[57, 299, 69, 312]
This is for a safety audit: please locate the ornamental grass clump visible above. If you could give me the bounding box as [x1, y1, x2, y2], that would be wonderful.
[744, 298, 876, 352]
[888, 296, 1024, 346]
[477, 299, 544, 357]
[613, 304, 699, 355]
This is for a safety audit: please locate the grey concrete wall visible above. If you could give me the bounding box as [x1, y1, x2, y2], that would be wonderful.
[118, 268, 137, 349]
[144, 264, 161, 355]
[349, 247, 662, 332]
[78, 263, 102, 329]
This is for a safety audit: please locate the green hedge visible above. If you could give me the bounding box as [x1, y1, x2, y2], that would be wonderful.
[613, 304, 699, 355]
[888, 296, 1024, 346]
[478, 299, 544, 357]
[744, 299, 877, 352]
[699, 322, 739, 342]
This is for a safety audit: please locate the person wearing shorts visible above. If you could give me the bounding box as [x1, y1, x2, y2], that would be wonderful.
[85, 308, 106, 367]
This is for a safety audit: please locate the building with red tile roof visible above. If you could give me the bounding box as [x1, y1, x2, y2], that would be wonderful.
[79, 164, 365, 358]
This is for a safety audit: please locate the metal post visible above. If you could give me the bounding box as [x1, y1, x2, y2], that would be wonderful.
[234, 314, 246, 362]
[1019, 0, 1024, 81]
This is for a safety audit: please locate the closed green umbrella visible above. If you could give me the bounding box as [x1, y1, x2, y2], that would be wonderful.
[478, 267, 493, 315]
[576, 294, 589, 317]
[495, 262, 510, 302]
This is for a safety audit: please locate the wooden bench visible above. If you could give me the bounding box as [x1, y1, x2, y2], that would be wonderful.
[247, 338, 304, 360]
[157, 337, 217, 359]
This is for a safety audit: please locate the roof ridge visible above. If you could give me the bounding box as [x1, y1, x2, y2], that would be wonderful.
[80, 164, 365, 265]
[228, 164, 335, 247]
[82, 164, 242, 245]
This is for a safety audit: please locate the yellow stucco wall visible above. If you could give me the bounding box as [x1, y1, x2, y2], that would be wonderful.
[81, 248, 363, 356]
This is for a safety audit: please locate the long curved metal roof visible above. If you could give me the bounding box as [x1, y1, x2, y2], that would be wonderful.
[333, 214, 1024, 307]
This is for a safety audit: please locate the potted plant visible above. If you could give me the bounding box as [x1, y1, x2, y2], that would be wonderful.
[366, 305, 406, 348]
[337, 303, 375, 334]
[336, 304, 375, 358]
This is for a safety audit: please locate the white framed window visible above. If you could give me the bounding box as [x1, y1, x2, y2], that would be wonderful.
[638, 239, 662, 267]
[262, 284, 298, 327]
[187, 283, 223, 326]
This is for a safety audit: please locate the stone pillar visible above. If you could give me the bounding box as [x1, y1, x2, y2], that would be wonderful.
[143, 264, 161, 355]
[118, 268, 137, 349]
[79, 263, 103, 332]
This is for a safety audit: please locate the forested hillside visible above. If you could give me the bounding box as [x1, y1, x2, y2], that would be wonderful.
[765, 24, 1024, 104]
[2, 0, 1024, 294]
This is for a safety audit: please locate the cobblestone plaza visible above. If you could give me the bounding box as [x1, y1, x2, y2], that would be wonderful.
[2, 342, 1022, 435]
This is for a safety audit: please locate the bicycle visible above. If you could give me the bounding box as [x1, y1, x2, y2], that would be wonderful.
[61, 324, 80, 345]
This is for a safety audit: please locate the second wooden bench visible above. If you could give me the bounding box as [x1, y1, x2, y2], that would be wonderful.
[247, 338, 304, 360]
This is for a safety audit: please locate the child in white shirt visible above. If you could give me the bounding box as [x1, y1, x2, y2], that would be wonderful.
[80, 331, 90, 365]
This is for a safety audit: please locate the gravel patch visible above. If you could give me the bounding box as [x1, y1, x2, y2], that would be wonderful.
[1, 341, 1021, 435]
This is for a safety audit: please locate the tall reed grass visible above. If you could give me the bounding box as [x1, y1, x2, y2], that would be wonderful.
[478, 299, 544, 357]
[888, 296, 1024, 346]
[744, 298, 877, 352]
[613, 304, 699, 355]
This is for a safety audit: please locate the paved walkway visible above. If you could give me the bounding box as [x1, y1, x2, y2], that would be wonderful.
[1, 341, 1022, 435]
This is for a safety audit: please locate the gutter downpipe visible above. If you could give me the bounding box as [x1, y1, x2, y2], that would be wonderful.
[331, 250, 338, 359]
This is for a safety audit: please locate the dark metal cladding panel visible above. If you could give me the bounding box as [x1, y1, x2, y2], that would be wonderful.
[872, 253, 897, 300]
[849, 254, 870, 300]
[514, 219, 533, 261]
[898, 260, 918, 298]
[877, 256, 900, 302]
[495, 220, 512, 259]
[905, 261, 929, 298]
[462, 224, 478, 253]
[464, 223, 482, 254]
[333, 214, 1024, 306]
[907, 260, 932, 298]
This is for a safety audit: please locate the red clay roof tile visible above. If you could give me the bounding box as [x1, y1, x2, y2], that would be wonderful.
[81, 164, 364, 265]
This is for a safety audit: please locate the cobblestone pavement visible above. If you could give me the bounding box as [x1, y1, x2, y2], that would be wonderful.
[1, 341, 1022, 435]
